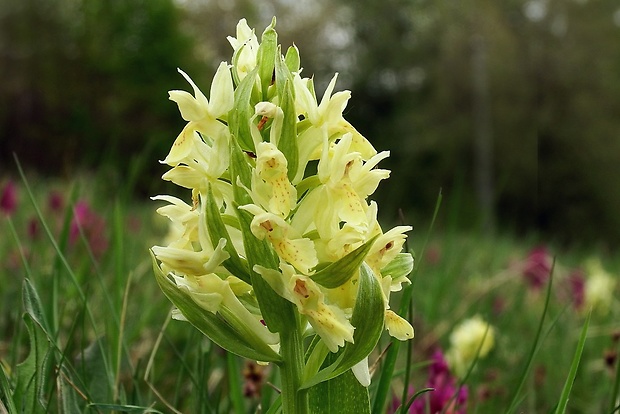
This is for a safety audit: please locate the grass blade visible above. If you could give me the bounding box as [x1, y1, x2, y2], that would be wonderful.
[611, 334, 620, 414]
[227, 353, 245, 414]
[554, 311, 590, 414]
[372, 189, 442, 414]
[506, 259, 555, 414]
[0, 363, 18, 414]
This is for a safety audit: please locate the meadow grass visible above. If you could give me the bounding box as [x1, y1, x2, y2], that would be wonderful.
[1, 171, 618, 413]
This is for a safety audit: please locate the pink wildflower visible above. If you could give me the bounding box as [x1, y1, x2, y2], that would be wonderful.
[1, 180, 17, 216]
[522, 246, 552, 289]
[48, 191, 64, 213]
[392, 350, 468, 414]
[70, 200, 109, 258]
[27, 217, 40, 240]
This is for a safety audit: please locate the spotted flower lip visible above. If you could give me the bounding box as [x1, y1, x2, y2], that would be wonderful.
[255, 263, 355, 353]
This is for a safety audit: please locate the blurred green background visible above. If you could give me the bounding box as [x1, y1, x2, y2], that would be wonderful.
[2, 0, 620, 246]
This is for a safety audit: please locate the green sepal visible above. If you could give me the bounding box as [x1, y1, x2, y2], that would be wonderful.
[275, 46, 295, 99]
[279, 80, 299, 181]
[310, 236, 378, 289]
[151, 253, 281, 363]
[205, 184, 251, 284]
[301, 263, 385, 389]
[257, 17, 277, 100]
[229, 66, 259, 152]
[229, 133, 254, 206]
[284, 45, 300, 74]
[380, 252, 414, 280]
[235, 207, 296, 334]
[272, 49, 299, 181]
[308, 352, 371, 414]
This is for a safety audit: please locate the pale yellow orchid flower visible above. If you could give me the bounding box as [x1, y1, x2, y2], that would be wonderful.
[255, 263, 355, 353]
[227, 18, 260, 81]
[164, 63, 234, 165]
[239, 204, 318, 275]
[252, 141, 296, 218]
[172, 273, 279, 346]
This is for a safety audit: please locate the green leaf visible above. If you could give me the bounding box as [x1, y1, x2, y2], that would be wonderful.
[74, 337, 112, 403]
[21, 279, 51, 338]
[235, 207, 296, 333]
[151, 253, 281, 363]
[205, 184, 251, 284]
[229, 66, 259, 151]
[555, 311, 590, 414]
[310, 236, 378, 289]
[264, 395, 282, 414]
[56, 365, 81, 414]
[303, 337, 330, 384]
[308, 352, 371, 414]
[257, 17, 277, 100]
[14, 314, 52, 414]
[301, 263, 384, 389]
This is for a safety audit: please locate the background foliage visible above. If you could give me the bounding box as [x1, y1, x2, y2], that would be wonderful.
[2, 0, 620, 243]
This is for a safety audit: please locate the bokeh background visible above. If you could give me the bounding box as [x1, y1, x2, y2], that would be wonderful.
[2, 0, 620, 246]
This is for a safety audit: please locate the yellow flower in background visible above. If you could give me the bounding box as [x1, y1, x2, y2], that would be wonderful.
[446, 315, 495, 378]
[583, 258, 616, 315]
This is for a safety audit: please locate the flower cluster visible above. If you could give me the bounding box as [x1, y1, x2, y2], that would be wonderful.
[151, 18, 414, 381]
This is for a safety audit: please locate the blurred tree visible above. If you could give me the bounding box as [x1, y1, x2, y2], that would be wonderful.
[0, 0, 198, 195]
[176, 0, 355, 84]
[2, 0, 620, 244]
[339, 0, 620, 244]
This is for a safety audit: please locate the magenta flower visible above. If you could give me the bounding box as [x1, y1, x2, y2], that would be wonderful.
[27, 217, 40, 240]
[1, 180, 17, 216]
[522, 246, 552, 289]
[392, 350, 468, 414]
[70, 200, 109, 258]
[48, 191, 64, 213]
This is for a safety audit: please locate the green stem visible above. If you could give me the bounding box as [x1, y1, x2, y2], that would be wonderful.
[279, 315, 308, 414]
